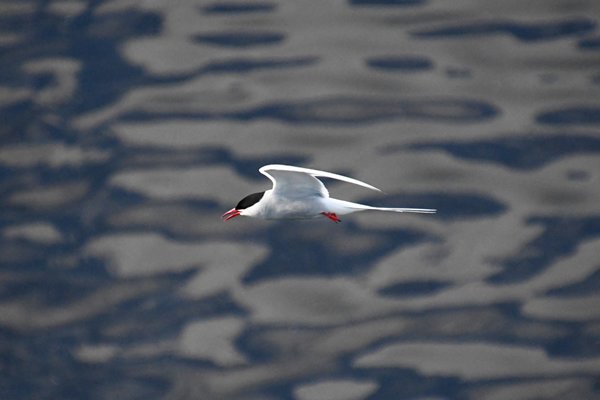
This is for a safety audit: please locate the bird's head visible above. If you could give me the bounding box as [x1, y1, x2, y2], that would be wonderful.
[221, 191, 265, 221]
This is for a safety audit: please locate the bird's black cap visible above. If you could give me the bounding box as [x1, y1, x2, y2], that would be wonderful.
[235, 191, 264, 210]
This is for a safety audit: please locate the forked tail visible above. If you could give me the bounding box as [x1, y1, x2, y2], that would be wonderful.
[366, 206, 436, 214]
[326, 198, 436, 215]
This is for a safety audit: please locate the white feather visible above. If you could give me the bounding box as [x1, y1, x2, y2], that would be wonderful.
[259, 164, 381, 198]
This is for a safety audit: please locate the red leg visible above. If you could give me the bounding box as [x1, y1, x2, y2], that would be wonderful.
[321, 212, 341, 223]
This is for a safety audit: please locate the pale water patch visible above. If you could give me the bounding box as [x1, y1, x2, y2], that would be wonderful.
[233, 277, 399, 325]
[294, 379, 378, 400]
[178, 317, 247, 366]
[0, 143, 109, 168]
[471, 378, 598, 400]
[2, 222, 62, 244]
[84, 232, 267, 280]
[523, 294, 600, 321]
[8, 181, 90, 210]
[109, 166, 260, 204]
[74, 344, 120, 364]
[0, 86, 31, 107]
[47, 1, 88, 17]
[354, 341, 600, 380]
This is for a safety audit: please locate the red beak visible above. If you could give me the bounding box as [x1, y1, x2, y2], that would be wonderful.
[222, 208, 241, 221]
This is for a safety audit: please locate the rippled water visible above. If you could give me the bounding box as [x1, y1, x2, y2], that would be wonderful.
[2, 1, 600, 399]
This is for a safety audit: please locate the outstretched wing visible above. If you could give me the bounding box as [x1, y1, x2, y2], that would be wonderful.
[259, 164, 381, 199]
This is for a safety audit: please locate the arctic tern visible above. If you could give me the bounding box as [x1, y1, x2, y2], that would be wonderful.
[222, 164, 436, 223]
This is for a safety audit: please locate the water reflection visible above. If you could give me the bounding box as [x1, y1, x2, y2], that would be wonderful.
[2, 0, 600, 399]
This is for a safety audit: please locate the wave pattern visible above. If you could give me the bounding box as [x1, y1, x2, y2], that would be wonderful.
[1, 0, 600, 399]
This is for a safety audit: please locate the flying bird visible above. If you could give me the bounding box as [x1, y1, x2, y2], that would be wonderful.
[222, 164, 436, 223]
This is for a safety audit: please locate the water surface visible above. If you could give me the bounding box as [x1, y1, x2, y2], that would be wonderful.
[1, 1, 600, 399]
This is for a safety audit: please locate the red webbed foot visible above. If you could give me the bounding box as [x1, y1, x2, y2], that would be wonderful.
[321, 212, 341, 223]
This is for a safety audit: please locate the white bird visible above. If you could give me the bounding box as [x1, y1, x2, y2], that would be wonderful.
[222, 164, 436, 223]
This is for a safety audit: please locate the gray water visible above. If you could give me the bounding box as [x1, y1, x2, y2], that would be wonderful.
[1, 1, 600, 399]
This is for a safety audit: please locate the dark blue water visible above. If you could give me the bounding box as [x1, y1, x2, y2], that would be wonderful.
[2, 1, 600, 399]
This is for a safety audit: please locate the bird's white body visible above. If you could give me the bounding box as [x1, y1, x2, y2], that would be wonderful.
[223, 164, 436, 222]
